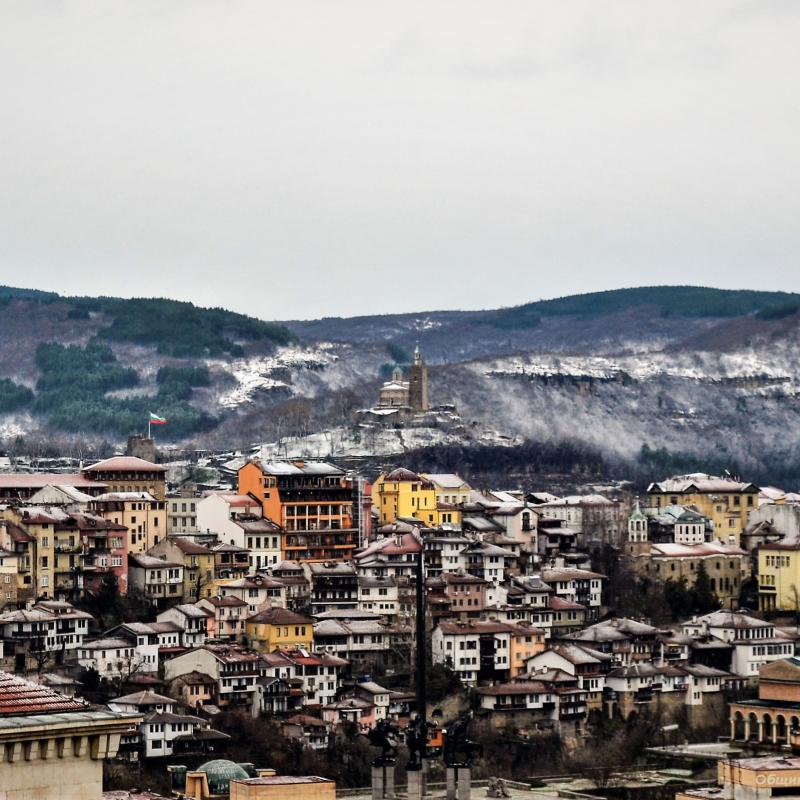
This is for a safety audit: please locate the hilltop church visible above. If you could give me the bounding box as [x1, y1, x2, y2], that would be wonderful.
[377, 344, 429, 412]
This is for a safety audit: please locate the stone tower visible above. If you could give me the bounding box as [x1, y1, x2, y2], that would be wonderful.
[407, 343, 429, 412]
[627, 498, 649, 555]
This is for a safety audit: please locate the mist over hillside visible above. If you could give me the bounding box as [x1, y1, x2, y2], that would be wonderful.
[0, 284, 798, 487]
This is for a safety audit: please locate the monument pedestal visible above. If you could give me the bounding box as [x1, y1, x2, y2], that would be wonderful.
[407, 767, 424, 800]
[446, 766, 471, 800]
[372, 762, 395, 800]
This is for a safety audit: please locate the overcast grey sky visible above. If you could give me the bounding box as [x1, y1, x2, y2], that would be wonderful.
[0, 1, 798, 320]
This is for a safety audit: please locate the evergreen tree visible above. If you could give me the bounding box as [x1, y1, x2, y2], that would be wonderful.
[692, 561, 719, 613]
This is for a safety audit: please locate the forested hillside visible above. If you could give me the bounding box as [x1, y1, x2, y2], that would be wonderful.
[0, 284, 798, 489]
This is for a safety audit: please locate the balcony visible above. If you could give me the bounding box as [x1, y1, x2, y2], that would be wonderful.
[494, 702, 527, 711]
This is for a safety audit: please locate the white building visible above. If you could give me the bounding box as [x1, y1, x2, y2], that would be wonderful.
[157, 604, 209, 648]
[77, 637, 140, 679]
[127, 554, 183, 603]
[682, 612, 794, 679]
[0, 601, 92, 664]
[535, 494, 624, 545]
[177, 500, 282, 571]
[540, 567, 604, 611]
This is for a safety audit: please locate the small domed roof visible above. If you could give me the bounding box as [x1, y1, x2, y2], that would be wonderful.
[197, 759, 250, 794]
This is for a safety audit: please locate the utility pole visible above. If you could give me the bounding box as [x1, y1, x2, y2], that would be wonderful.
[416, 543, 426, 717]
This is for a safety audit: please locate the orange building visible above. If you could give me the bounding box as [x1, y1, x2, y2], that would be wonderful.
[237, 459, 358, 563]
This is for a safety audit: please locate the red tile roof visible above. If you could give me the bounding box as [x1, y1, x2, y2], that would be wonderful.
[84, 457, 166, 473]
[0, 473, 106, 489]
[170, 538, 212, 555]
[0, 671, 87, 716]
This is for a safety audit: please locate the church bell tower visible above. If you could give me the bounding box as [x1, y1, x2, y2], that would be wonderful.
[407, 343, 429, 412]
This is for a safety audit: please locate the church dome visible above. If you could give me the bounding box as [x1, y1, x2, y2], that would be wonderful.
[196, 759, 250, 794]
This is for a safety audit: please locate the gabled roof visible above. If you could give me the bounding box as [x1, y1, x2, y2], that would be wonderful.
[210, 493, 261, 508]
[681, 664, 733, 678]
[85, 456, 166, 473]
[166, 604, 210, 620]
[81, 636, 133, 650]
[691, 611, 772, 630]
[246, 459, 344, 477]
[649, 542, 746, 557]
[0, 473, 106, 490]
[169, 537, 212, 555]
[541, 567, 605, 582]
[173, 670, 217, 685]
[355, 681, 389, 694]
[283, 714, 332, 728]
[421, 473, 469, 490]
[571, 618, 660, 639]
[442, 571, 487, 586]
[93, 491, 157, 502]
[247, 608, 313, 626]
[382, 468, 429, 484]
[0, 671, 87, 716]
[648, 473, 758, 494]
[535, 494, 615, 507]
[201, 596, 247, 608]
[549, 596, 586, 612]
[759, 657, 800, 682]
[477, 681, 549, 696]
[556, 644, 611, 664]
[112, 689, 174, 707]
[129, 553, 183, 569]
[608, 663, 677, 679]
[355, 532, 421, 559]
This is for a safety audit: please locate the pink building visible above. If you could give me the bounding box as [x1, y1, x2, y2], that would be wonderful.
[81, 518, 129, 596]
[442, 571, 488, 618]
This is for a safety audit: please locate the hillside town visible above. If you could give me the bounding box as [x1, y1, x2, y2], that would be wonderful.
[4, 434, 800, 799]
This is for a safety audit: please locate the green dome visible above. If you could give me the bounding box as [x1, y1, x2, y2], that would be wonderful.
[197, 759, 250, 794]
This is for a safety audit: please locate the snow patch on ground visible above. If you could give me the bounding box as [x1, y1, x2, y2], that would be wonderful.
[480, 348, 798, 388]
[252, 422, 521, 460]
[0, 414, 32, 439]
[213, 344, 340, 409]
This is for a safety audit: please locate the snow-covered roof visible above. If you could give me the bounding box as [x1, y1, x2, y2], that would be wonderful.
[422, 473, 469, 490]
[649, 473, 758, 494]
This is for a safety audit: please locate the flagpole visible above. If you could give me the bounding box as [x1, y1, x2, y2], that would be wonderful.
[148, 417, 151, 439]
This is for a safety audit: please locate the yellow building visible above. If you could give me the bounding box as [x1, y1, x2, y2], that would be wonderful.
[647, 474, 759, 547]
[244, 607, 313, 652]
[90, 491, 166, 553]
[3, 508, 58, 600]
[149, 537, 215, 602]
[83, 456, 167, 501]
[230, 775, 335, 800]
[508, 624, 546, 678]
[677, 756, 800, 800]
[0, 520, 35, 605]
[373, 469, 469, 526]
[421, 473, 470, 526]
[758, 543, 800, 611]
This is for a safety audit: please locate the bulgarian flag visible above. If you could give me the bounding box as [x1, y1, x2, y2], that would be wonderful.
[149, 412, 167, 425]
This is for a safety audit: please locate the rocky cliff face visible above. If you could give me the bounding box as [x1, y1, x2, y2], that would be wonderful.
[0, 285, 799, 485]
